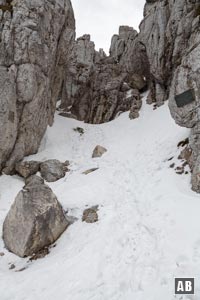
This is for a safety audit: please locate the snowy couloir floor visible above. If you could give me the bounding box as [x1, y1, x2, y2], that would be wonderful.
[1, 96, 200, 300]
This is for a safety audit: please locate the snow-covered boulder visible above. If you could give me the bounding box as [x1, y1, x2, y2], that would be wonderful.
[3, 176, 69, 257]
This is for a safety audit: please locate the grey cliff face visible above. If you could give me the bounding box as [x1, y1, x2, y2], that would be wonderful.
[139, 0, 199, 106]
[0, 0, 75, 173]
[140, 0, 200, 192]
[60, 27, 148, 124]
[60, 34, 99, 121]
[110, 26, 150, 80]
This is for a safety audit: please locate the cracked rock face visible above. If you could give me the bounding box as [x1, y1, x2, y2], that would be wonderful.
[0, 0, 75, 173]
[140, 0, 200, 192]
[110, 26, 150, 81]
[140, 0, 200, 106]
[60, 27, 148, 124]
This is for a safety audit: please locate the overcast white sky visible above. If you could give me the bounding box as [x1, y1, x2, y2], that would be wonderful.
[72, 0, 146, 53]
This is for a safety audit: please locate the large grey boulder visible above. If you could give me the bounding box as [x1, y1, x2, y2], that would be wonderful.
[3, 176, 69, 257]
[40, 159, 68, 182]
[59, 34, 98, 121]
[0, 0, 75, 173]
[25, 174, 44, 187]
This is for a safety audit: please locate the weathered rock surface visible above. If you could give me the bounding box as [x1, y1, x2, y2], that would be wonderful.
[191, 155, 200, 192]
[15, 161, 40, 178]
[59, 27, 149, 124]
[82, 206, 98, 223]
[0, 0, 75, 173]
[92, 145, 107, 158]
[3, 176, 69, 257]
[25, 174, 44, 187]
[110, 26, 150, 83]
[140, 0, 199, 107]
[128, 89, 142, 120]
[40, 159, 68, 182]
[139, 0, 200, 192]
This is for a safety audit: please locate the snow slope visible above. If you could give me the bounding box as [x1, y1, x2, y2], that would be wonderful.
[0, 97, 200, 300]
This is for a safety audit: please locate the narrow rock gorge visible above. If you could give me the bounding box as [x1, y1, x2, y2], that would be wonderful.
[1, 1, 200, 298]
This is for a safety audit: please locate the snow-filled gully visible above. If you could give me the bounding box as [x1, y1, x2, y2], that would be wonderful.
[1, 98, 200, 300]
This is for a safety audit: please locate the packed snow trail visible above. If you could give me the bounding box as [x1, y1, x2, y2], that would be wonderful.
[1, 98, 200, 300]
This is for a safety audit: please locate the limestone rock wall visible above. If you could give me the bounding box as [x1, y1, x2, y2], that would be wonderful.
[110, 26, 150, 79]
[139, 0, 199, 106]
[139, 0, 200, 191]
[60, 27, 149, 124]
[0, 0, 75, 173]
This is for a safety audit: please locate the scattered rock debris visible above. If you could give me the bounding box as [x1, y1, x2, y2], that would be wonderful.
[15, 267, 27, 272]
[30, 247, 50, 261]
[92, 145, 107, 158]
[73, 127, 84, 136]
[9, 264, 15, 270]
[167, 157, 174, 161]
[82, 206, 99, 223]
[177, 138, 189, 148]
[82, 168, 99, 175]
[168, 138, 191, 175]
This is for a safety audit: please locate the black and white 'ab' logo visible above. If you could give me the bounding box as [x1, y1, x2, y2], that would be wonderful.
[175, 278, 194, 295]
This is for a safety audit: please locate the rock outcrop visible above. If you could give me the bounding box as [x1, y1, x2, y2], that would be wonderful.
[139, 0, 200, 191]
[3, 175, 69, 257]
[139, 0, 200, 107]
[0, 0, 75, 173]
[59, 27, 149, 124]
[110, 26, 150, 82]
